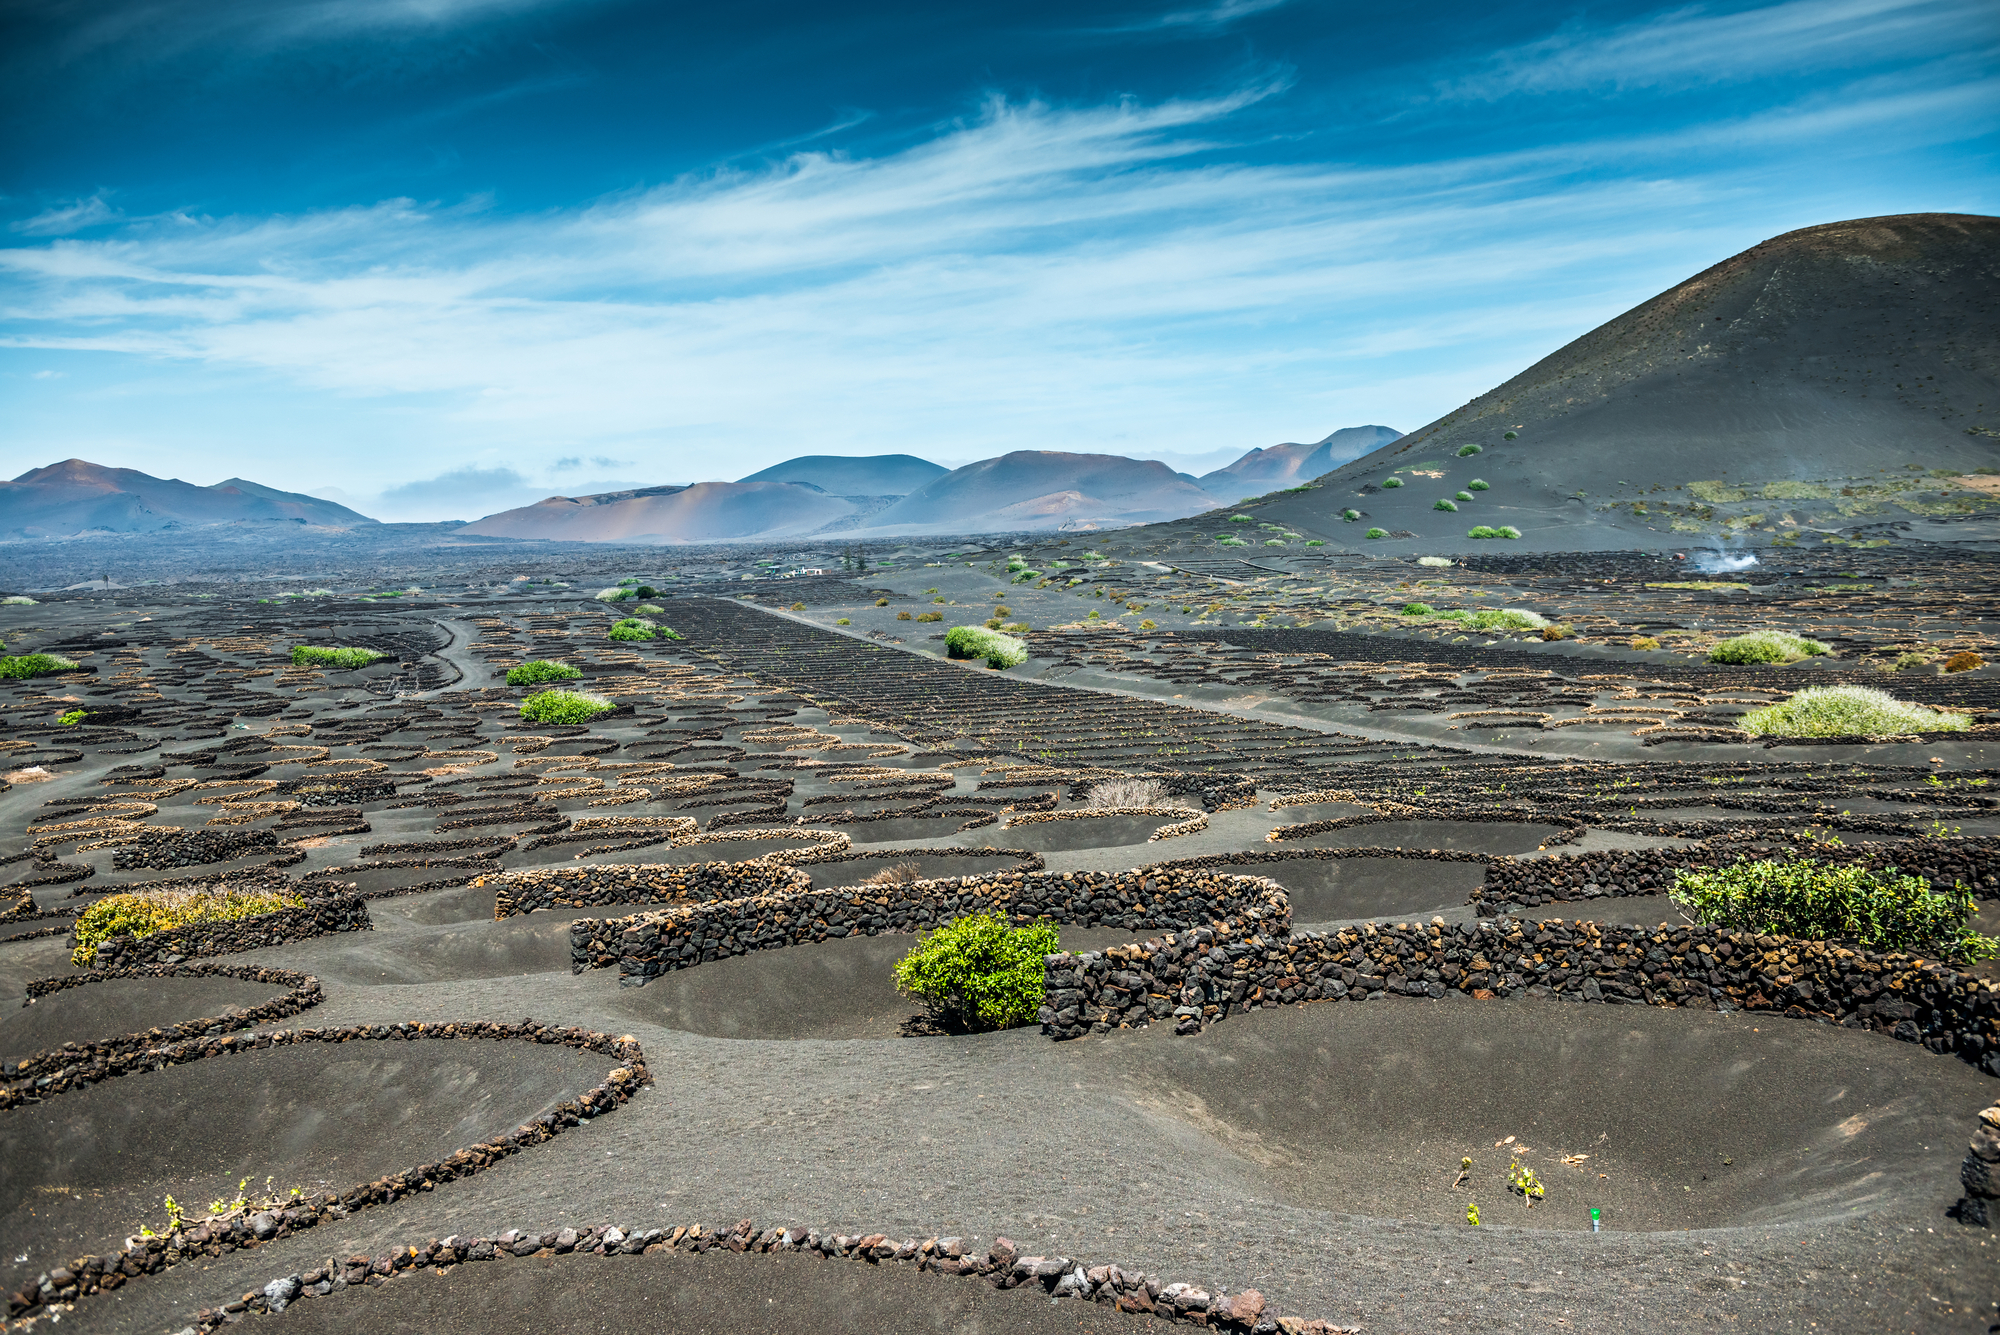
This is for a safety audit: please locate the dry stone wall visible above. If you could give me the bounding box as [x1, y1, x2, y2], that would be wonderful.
[571, 869, 1289, 984]
[3, 1022, 650, 1320]
[83, 892, 371, 969]
[1477, 834, 2000, 912]
[1041, 916, 2000, 1077]
[481, 861, 812, 919]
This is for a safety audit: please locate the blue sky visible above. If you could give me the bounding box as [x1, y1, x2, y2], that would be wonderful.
[2, 0, 1995, 520]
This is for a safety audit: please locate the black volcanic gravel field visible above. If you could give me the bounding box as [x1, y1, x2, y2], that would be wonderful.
[1, 565, 1996, 1335]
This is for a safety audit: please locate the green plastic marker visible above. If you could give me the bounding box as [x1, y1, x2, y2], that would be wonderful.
[1590, 1208, 1602, 1233]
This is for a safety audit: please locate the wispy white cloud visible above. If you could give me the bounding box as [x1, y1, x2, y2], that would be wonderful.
[52, 0, 599, 63]
[1444, 0, 1996, 98]
[11, 194, 120, 236]
[0, 53, 1991, 513]
[1093, 0, 1290, 35]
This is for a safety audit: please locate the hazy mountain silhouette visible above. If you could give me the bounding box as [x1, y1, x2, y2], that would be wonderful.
[1199, 426, 1403, 494]
[736, 454, 946, 495]
[867, 451, 1216, 532]
[457, 481, 857, 544]
[0, 459, 378, 540]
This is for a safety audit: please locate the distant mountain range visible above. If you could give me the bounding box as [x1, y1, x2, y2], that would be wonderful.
[1198, 426, 1403, 494]
[5, 432, 1404, 545]
[0, 459, 377, 541]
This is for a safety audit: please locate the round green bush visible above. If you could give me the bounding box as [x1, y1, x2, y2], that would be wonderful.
[1455, 490, 1474, 502]
[1503, 430, 1518, 440]
[1738, 685, 1968, 737]
[609, 618, 658, 642]
[1401, 602, 1435, 616]
[1342, 509, 1360, 521]
[506, 659, 582, 687]
[1381, 477, 1404, 489]
[1434, 498, 1458, 512]
[519, 689, 615, 724]
[1458, 444, 1483, 456]
[1467, 526, 1500, 539]
[1495, 525, 1521, 539]
[1671, 854, 1995, 962]
[1707, 631, 1830, 664]
[1468, 479, 1490, 491]
[891, 911, 1059, 1030]
[1365, 528, 1387, 539]
[945, 625, 1028, 669]
[0, 652, 79, 680]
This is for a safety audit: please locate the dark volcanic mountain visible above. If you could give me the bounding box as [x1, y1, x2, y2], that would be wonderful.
[0, 459, 378, 540]
[1200, 426, 1403, 495]
[867, 451, 1216, 532]
[736, 454, 946, 495]
[1260, 213, 2000, 550]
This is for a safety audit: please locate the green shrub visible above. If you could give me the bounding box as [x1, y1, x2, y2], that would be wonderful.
[1434, 499, 1458, 512]
[73, 887, 300, 966]
[916, 611, 943, 622]
[634, 603, 665, 614]
[1738, 685, 1968, 737]
[58, 709, 88, 726]
[1455, 490, 1474, 502]
[1458, 444, 1482, 456]
[1503, 431, 1518, 440]
[2, 596, 37, 606]
[1401, 602, 1435, 616]
[1229, 514, 1253, 523]
[519, 689, 615, 724]
[945, 625, 1028, 669]
[1495, 525, 1521, 539]
[1264, 538, 1285, 546]
[1671, 855, 1996, 963]
[1708, 631, 1830, 664]
[289, 646, 386, 669]
[635, 585, 657, 599]
[1467, 526, 1500, 539]
[1218, 536, 1248, 547]
[608, 618, 657, 642]
[1305, 539, 1326, 546]
[1365, 528, 1387, 539]
[0, 652, 79, 679]
[1382, 477, 1404, 489]
[1468, 479, 1490, 491]
[891, 911, 1059, 1030]
[1342, 509, 1361, 521]
[1465, 608, 1548, 631]
[506, 660, 582, 686]
[594, 587, 634, 602]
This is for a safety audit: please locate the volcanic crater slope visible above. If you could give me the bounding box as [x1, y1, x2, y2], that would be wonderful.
[0, 549, 1994, 1335]
[1233, 213, 2000, 551]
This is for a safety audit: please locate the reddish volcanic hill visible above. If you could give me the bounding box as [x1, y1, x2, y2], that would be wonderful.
[0, 460, 377, 539]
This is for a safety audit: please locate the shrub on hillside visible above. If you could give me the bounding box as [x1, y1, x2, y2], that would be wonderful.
[1707, 631, 1830, 664]
[72, 886, 299, 966]
[1401, 602, 1435, 615]
[892, 911, 1059, 1031]
[1342, 509, 1361, 521]
[1467, 526, 1500, 539]
[1494, 526, 1521, 539]
[2, 596, 37, 606]
[0, 652, 79, 679]
[1738, 685, 1967, 737]
[1456, 491, 1474, 502]
[519, 689, 615, 724]
[289, 646, 385, 669]
[1944, 651, 1985, 673]
[1458, 444, 1482, 456]
[1434, 499, 1458, 512]
[608, 618, 657, 641]
[916, 611, 943, 622]
[1468, 479, 1490, 491]
[505, 659, 581, 686]
[945, 625, 1028, 669]
[1671, 855, 1996, 963]
[1365, 528, 1387, 539]
[1381, 477, 1404, 489]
